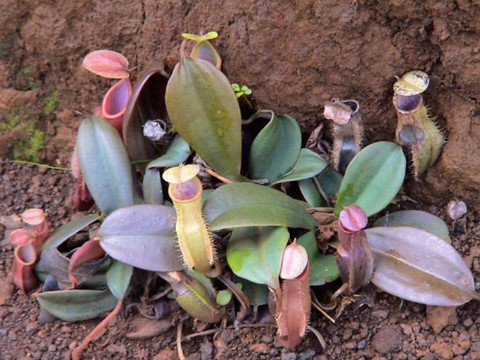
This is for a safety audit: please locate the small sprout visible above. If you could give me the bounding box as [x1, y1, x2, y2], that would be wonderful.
[393, 70, 429, 96]
[231, 83, 252, 98]
[143, 120, 168, 142]
[447, 200, 467, 220]
[280, 240, 308, 280]
[82, 50, 130, 79]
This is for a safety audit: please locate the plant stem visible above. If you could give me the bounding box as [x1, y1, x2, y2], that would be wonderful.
[72, 299, 123, 360]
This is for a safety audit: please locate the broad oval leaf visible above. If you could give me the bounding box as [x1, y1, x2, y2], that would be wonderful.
[366, 226, 479, 306]
[77, 117, 138, 215]
[106, 260, 133, 299]
[274, 148, 328, 184]
[248, 111, 302, 183]
[82, 50, 129, 79]
[98, 204, 183, 272]
[123, 68, 170, 170]
[373, 210, 450, 243]
[42, 214, 100, 251]
[147, 135, 191, 169]
[203, 183, 316, 231]
[297, 231, 339, 285]
[165, 57, 242, 181]
[36, 289, 117, 322]
[227, 227, 289, 288]
[335, 142, 406, 217]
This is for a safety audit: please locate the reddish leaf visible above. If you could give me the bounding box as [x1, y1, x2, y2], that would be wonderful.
[69, 240, 106, 287]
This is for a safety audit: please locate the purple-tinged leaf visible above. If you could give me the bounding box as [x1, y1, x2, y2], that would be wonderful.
[77, 117, 140, 215]
[98, 205, 183, 272]
[366, 226, 480, 306]
[373, 210, 450, 243]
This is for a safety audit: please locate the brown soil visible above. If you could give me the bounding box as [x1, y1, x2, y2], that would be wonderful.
[1, 160, 480, 359]
[2, 1, 480, 359]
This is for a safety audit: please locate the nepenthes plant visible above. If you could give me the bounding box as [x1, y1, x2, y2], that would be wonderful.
[7, 32, 479, 359]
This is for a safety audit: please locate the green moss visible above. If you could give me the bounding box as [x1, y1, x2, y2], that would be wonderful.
[42, 88, 60, 116]
[1, 107, 46, 162]
[1, 109, 23, 131]
[15, 129, 46, 162]
[20, 65, 36, 90]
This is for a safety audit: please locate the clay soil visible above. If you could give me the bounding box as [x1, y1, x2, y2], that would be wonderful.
[0, 164, 480, 360]
[2, 0, 480, 359]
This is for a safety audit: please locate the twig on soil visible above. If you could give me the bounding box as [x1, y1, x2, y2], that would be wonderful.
[72, 298, 123, 360]
[307, 325, 327, 349]
[177, 319, 186, 360]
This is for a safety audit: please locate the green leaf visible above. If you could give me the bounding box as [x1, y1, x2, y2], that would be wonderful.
[274, 149, 328, 184]
[77, 116, 139, 215]
[335, 142, 406, 217]
[203, 183, 316, 231]
[373, 210, 450, 243]
[237, 278, 269, 306]
[366, 226, 480, 306]
[165, 57, 242, 181]
[98, 205, 183, 272]
[36, 289, 117, 322]
[106, 261, 133, 299]
[227, 227, 289, 288]
[147, 135, 191, 169]
[298, 179, 327, 207]
[297, 232, 339, 285]
[42, 214, 100, 251]
[316, 166, 343, 197]
[142, 168, 164, 205]
[248, 111, 302, 183]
